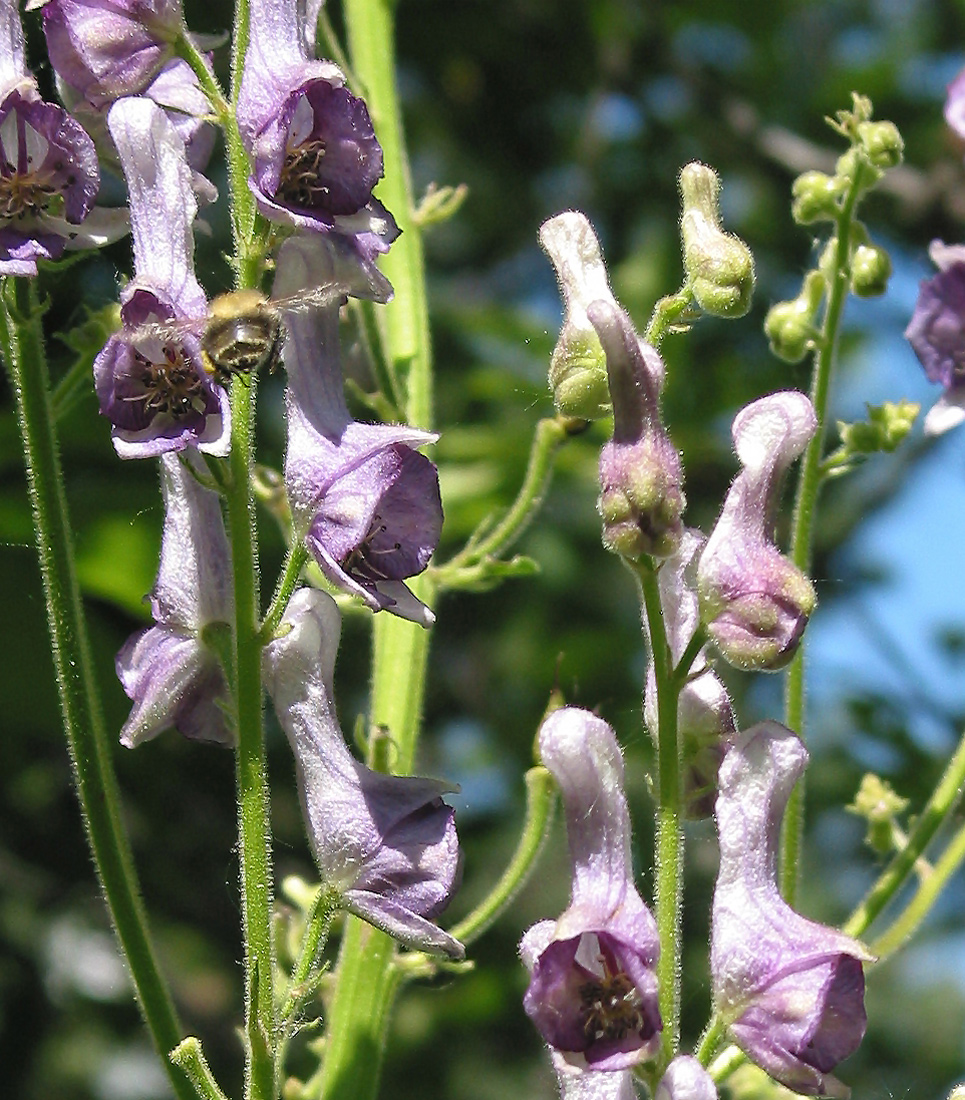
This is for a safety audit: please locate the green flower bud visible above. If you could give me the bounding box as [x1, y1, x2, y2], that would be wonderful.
[846, 774, 908, 857]
[835, 146, 882, 192]
[850, 242, 891, 297]
[837, 400, 919, 456]
[679, 162, 755, 318]
[790, 171, 843, 224]
[764, 271, 825, 363]
[540, 212, 617, 420]
[856, 119, 903, 170]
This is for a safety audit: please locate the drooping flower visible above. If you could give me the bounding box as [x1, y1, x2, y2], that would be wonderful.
[539, 211, 618, 420]
[280, 244, 442, 626]
[263, 587, 463, 958]
[655, 1056, 718, 1100]
[0, 0, 113, 275]
[712, 722, 871, 1098]
[520, 707, 662, 1071]
[590, 298, 685, 560]
[93, 96, 230, 458]
[904, 240, 965, 435]
[236, 0, 398, 285]
[697, 392, 817, 671]
[644, 529, 735, 819]
[117, 452, 233, 747]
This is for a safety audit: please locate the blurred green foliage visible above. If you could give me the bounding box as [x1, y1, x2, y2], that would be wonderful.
[3, 0, 965, 1098]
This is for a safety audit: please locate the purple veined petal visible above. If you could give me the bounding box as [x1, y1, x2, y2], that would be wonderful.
[0, 0, 27, 95]
[655, 1056, 718, 1100]
[521, 708, 661, 1071]
[263, 588, 464, 958]
[712, 722, 871, 1098]
[41, 0, 184, 108]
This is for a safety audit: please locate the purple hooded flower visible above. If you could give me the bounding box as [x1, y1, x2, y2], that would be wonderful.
[590, 299, 685, 560]
[520, 707, 662, 1071]
[905, 240, 965, 435]
[655, 1057, 717, 1100]
[263, 587, 463, 958]
[280, 248, 441, 626]
[712, 722, 872, 1098]
[644, 529, 735, 819]
[697, 392, 817, 671]
[0, 0, 108, 275]
[42, 0, 184, 108]
[93, 97, 230, 458]
[236, 0, 399, 283]
[117, 452, 233, 747]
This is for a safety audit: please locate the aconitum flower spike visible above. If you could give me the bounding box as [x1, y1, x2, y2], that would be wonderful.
[520, 707, 661, 1070]
[644, 529, 735, 819]
[539, 211, 618, 420]
[263, 588, 463, 958]
[280, 244, 441, 626]
[236, 0, 398, 285]
[590, 299, 685, 560]
[117, 452, 233, 747]
[712, 722, 871, 1098]
[905, 240, 965, 435]
[0, 0, 111, 275]
[697, 392, 817, 671]
[93, 97, 229, 458]
[655, 1057, 717, 1100]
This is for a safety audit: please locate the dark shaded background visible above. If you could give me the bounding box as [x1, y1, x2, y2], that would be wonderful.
[3, 0, 965, 1097]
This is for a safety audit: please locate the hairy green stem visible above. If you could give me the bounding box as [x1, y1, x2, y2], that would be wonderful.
[844, 728, 965, 941]
[259, 542, 309, 642]
[1, 278, 194, 1100]
[171, 1039, 231, 1100]
[636, 559, 682, 1068]
[449, 767, 557, 945]
[781, 163, 868, 904]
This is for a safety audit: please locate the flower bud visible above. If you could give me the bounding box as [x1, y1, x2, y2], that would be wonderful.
[764, 271, 825, 363]
[697, 392, 818, 671]
[679, 163, 755, 319]
[790, 171, 842, 225]
[856, 119, 903, 170]
[540, 212, 617, 420]
[850, 242, 891, 297]
[590, 300, 685, 560]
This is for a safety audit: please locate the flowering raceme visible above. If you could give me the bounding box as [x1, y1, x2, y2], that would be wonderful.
[712, 722, 871, 1097]
[520, 707, 662, 1071]
[93, 97, 229, 458]
[263, 588, 463, 958]
[117, 452, 233, 747]
[697, 391, 817, 671]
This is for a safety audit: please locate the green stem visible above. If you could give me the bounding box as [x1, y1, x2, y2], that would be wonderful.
[449, 767, 557, 945]
[170, 1039, 231, 1100]
[635, 559, 682, 1068]
[0, 277, 194, 1100]
[781, 163, 868, 905]
[281, 889, 340, 1024]
[868, 816, 965, 960]
[843, 728, 965, 941]
[259, 542, 309, 643]
[695, 1015, 726, 1067]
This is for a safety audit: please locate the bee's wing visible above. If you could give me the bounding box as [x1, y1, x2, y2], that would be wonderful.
[127, 312, 206, 347]
[272, 281, 349, 316]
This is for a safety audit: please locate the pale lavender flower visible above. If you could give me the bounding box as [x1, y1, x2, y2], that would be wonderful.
[41, 0, 184, 108]
[263, 587, 463, 958]
[697, 392, 817, 671]
[945, 68, 965, 144]
[655, 1057, 717, 1100]
[520, 707, 661, 1071]
[117, 452, 233, 747]
[590, 299, 685, 560]
[93, 97, 229, 458]
[0, 0, 111, 275]
[236, 0, 398, 285]
[280, 248, 441, 626]
[905, 240, 965, 435]
[712, 722, 871, 1098]
[644, 529, 735, 819]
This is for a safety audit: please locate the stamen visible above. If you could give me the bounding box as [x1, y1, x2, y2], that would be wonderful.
[124, 347, 207, 420]
[578, 963, 644, 1043]
[278, 138, 330, 209]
